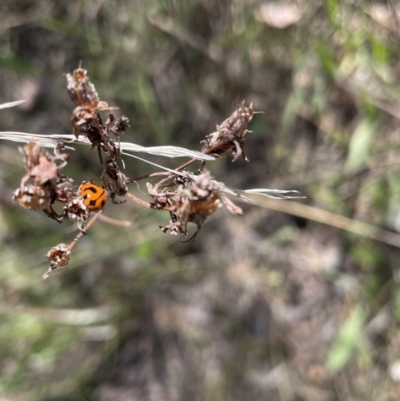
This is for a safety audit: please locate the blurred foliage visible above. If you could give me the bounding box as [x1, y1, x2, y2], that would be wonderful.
[326, 305, 366, 373]
[1, 0, 400, 400]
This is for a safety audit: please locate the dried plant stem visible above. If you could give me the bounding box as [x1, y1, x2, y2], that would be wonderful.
[97, 214, 133, 227]
[132, 171, 170, 181]
[69, 211, 103, 251]
[132, 141, 224, 184]
[132, 155, 200, 184]
[125, 192, 153, 209]
[250, 196, 400, 248]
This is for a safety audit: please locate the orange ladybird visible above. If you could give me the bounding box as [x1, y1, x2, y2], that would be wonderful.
[79, 181, 107, 211]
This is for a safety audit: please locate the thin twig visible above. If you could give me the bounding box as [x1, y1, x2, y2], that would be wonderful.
[97, 213, 133, 227]
[69, 211, 103, 251]
[125, 192, 154, 209]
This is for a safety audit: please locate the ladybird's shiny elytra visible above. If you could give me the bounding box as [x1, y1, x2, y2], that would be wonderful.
[79, 181, 107, 211]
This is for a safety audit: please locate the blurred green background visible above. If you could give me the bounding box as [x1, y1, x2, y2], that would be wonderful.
[1, 0, 400, 400]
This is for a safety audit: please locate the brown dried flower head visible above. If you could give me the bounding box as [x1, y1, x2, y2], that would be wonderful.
[66, 64, 129, 162]
[202, 101, 263, 162]
[149, 171, 242, 242]
[43, 243, 71, 279]
[63, 192, 91, 232]
[66, 64, 109, 138]
[13, 183, 54, 210]
[66, 64, 101, 108]
[13, 142, 75, 223]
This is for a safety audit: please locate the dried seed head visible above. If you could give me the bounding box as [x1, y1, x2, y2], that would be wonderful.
[13, 142, 76, 224]
[63, 193, 90, 231]
[66, 65, 100, 108]
[13, 184, 53, 210]
[217, 100, 256, 139]
[43, 243, 71, 279]
[202, 101, 263, 162]
[66, 64, 123, 162]
[151, 171, 243, 242]
[151, 171, 227, 241]
[176, 172, 221, 228]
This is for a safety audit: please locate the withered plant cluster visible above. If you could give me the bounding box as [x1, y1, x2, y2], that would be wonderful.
[12, 64, 263, 279]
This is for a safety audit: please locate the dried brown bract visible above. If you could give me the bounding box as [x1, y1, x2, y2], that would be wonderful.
[202, 101, 263, 162]
[20, 141, 69, 185]
[107, 114, 130, 141]
[100, 112, 130, 159]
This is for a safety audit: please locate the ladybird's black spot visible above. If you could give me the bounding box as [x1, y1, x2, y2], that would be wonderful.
[89, 200, 96, 206]
[87, 187, 98, 193]
[101, 200, 106, 207]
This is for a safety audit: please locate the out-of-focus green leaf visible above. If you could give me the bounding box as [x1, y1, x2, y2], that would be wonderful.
[394, 290, 400, 321]
[387, 173, 400, 197]
[362, 100, 378, 121]
[279, 93, 301, 138]
[326, 0, 339, 24]
[326, 305, 365, 373]
[316, 41, 337, 76]
[366, 179, 388, 211]
[345, 119, 376, 170]
[0, 52, 33, 74]
[351, 242, 382, 270]
[370, 37, 390, 64]
[136, 240, 154, 260]
[12, 315, 44, 339]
